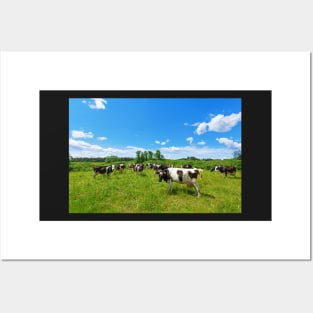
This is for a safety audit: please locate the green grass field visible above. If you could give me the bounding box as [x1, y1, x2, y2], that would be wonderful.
[69, 164, 241, 214]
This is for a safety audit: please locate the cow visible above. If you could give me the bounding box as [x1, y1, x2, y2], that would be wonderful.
[134, 164, 144, 174]
[212, 165, 236, 177]
[114, 163, 125, 173]
[158, 167, 201, 197]
[128, 163, 136, 170]
[93, 165, 113, 178]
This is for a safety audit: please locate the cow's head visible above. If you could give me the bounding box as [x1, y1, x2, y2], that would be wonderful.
[158, 169, 169, 182]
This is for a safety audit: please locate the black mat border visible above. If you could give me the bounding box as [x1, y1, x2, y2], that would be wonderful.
[40, 90, 271, 221]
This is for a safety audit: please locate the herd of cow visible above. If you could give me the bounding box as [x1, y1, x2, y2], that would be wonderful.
[92, 163, 237, 197]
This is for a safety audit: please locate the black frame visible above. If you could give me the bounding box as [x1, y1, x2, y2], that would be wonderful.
[40, 90, 271, 221]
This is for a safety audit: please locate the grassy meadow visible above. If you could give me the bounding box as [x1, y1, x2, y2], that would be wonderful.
[69, 160, 241, 214]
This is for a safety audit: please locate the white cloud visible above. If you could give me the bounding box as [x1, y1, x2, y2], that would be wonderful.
[69, 139, 102, 151]
[195, 112, 241, 134]
[208, 112, 241, 132]
[198, 141, 206, 145]
[88, 98, 107, 110]
[69, 139, 146, 158]
[97, 136, 108, 141]
[71, 130, 94, 139]
[216, 137, 241, 149]
[195, 122, 209, 135]
[155, 139, 170, 146]
[186, 137, 194, 144]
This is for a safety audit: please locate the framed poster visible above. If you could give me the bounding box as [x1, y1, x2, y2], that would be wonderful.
[0, 51, 310, 260]
[40, 90, 271, 221]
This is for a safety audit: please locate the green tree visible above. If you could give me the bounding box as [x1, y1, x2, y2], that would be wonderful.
[154, 150, 160, 160]
[148, 151, 153, 160]
[135, 150, 142, 163]
[106, 155, 119, 163]
[154, 149, 164, 160]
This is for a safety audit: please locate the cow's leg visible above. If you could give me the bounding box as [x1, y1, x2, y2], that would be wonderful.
[169, 180, 173, 194]
[193, 181, 201, 197]
[93, 171, 97, 178]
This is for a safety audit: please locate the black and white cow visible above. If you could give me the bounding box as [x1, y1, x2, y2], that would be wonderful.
[113, 163, 125, 173]
[134, 164, 144, 174]
[93, 165, 113, 178]
[158, 167, 201, 197]
[211, 165, 236, 177]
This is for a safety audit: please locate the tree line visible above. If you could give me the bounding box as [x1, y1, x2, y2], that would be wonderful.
[69, 150, 165, 163]
[69, 149, 241, 163]
[135, 150, 164, 163]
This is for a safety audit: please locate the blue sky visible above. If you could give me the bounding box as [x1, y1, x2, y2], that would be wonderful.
[69, 98, 241, 159]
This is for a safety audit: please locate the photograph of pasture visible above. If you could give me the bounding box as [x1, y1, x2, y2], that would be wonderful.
[69, 97, 242, 214]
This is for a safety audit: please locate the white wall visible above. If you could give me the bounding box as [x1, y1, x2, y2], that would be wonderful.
[0, 1, 312, 313]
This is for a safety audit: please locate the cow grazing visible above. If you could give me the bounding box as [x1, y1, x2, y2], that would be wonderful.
[93, 165, 113, 178]
[158, 167, 201, 197]
[212, 165, 236, 177]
